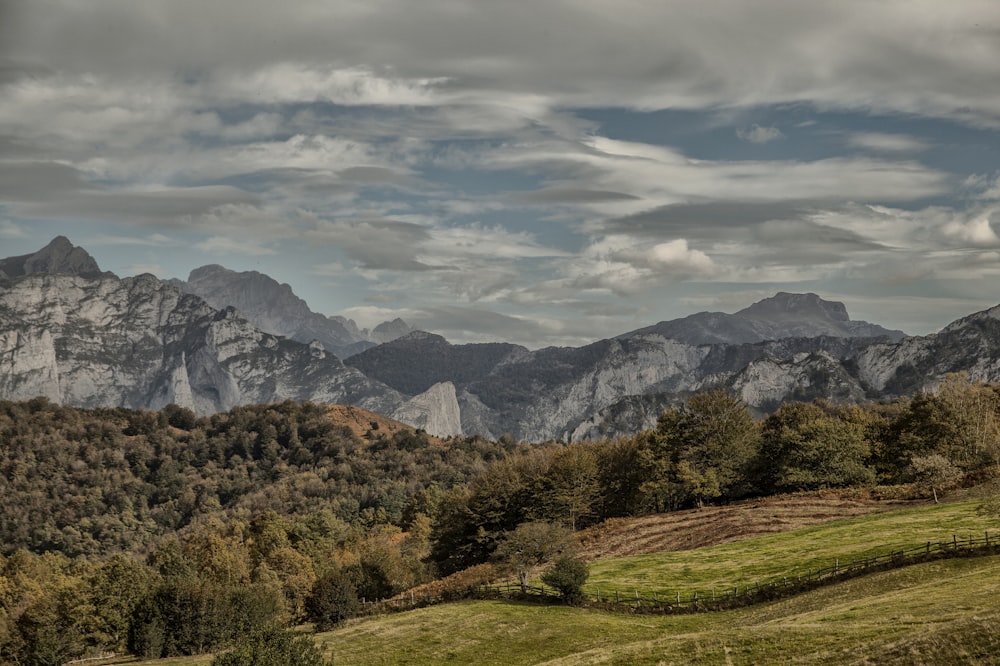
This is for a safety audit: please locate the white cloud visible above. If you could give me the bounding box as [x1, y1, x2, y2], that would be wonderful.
[737, 124, 784, 144]
[847, 132, 929, 154]
[942, 210, 1000, 246]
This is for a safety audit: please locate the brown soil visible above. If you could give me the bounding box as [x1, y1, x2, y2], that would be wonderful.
[577, 489, 923, 561]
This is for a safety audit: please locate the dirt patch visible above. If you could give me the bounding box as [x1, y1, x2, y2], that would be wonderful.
[577, 489, 923, 561]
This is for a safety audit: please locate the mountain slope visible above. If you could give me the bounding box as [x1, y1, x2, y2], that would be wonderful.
[171, 264, 413, 358]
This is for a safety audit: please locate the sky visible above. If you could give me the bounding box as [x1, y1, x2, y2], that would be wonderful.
[3, 1, 1000, 348]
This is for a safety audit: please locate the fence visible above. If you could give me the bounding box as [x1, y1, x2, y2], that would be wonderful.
[361, 531, 1000, 617]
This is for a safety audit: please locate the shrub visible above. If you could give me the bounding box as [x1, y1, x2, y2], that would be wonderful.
[305, 570, 358, 631]
[212, 625, 331, 666]
[541, 556, 589, 604]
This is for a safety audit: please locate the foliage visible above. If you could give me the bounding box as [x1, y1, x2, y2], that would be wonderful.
[212, 625, 332, 666]
[0, 399, 518, 558]
[305, 570, 359, 632]
[541, 556, 589, 603]
[756, 401, 875, 493]
[493, 521, 577, 593]
[643, 391, 760, 509]
[909, 454, 963, 503]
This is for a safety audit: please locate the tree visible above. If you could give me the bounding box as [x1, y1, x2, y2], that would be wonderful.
[304, 570, 358, 632]
[756, 401, 875, 493]
[641, 391, 760, 510]
[540, 556, 588, 604]
[212, 625, 332, 666]
[87, 554, 154, 651]
[909, 454, 962, 503]
[536, 444, 600, 530]
[493, 521, 577, 593]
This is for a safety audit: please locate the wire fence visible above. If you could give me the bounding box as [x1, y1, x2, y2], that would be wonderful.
[361, 531, 1000, 617]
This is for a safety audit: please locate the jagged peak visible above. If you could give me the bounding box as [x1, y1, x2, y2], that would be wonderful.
[0, 236, 106, 279]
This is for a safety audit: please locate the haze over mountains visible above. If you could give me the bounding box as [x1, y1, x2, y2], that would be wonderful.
[3, 237, 1000, 441]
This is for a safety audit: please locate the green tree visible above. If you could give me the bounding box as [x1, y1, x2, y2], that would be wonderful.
[540, 556, 589, 604]
[536, 444, 600, 530]
[493, 521, 577, 593]
[756, 401, 875, 493]
[641, 391, 760, 509]
[87, 554, 154, 651]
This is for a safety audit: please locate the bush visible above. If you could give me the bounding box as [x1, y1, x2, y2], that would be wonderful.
[541, 556, 589, 603]
[304, 570, 358, 631]
[212, 625, 331, 666]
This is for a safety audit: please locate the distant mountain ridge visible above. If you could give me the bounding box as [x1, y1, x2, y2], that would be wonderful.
[4, 237, 1000, 443]
[169, 264, 413, 358]
[622, 291, 905, 345]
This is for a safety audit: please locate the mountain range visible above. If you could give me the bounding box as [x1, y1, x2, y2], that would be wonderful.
[3, 237, 1000, 441]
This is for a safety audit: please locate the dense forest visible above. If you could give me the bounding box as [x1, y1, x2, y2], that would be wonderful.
[2, 375, 999, 664]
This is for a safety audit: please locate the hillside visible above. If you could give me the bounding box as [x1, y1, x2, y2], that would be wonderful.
[576, 489, 917, 560]
[136, 496, 1000, 665]
[326, 403, 446, 445]
[323, 555, 1000, 665]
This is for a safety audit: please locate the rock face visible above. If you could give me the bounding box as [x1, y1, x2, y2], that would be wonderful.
[171, 264, 412, 358]
[0, 271, 405, 416]
[391, 382, 463, 437]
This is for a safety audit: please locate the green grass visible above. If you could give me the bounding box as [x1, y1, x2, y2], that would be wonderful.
[324, 555, 1000, 665]
[583, 499, 998, 598]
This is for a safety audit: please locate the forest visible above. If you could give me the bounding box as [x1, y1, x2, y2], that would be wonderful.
[2, 374, 999, 664]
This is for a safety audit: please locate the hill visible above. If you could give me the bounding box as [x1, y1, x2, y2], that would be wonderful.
[576, 489, 915, 560]
[326, 403, 446, 445]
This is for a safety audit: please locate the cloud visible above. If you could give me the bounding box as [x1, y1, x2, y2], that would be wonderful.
[737, 124, 784, 143]
[17, 186, 261, 226]
[847, 132, 929, 154]
[941, 209, 1000, 246]
[0, 220, 26, 238]
[512, 188, 640, 204]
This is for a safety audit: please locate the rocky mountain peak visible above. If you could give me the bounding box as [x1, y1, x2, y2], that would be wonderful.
[738, 292, 850, 323]
[0, 236, 106, 279]
[371, 318, 415, 343]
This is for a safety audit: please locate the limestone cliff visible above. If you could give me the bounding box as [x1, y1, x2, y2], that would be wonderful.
[0, 272, 404, 416]
[391, 381, 463, 437]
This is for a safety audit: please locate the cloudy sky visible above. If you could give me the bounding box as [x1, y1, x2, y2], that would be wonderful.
[3, 1, 1000, 347]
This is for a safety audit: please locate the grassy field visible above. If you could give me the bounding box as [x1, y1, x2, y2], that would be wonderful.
[326, 555, 1000, 665]
[127, 497, 1000, 665]
[583, 499, 997, 598]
